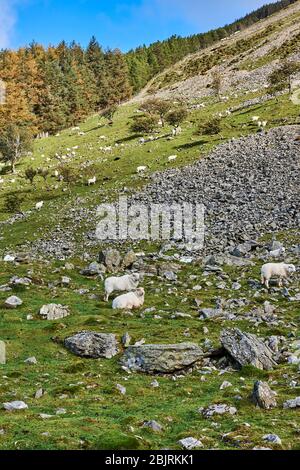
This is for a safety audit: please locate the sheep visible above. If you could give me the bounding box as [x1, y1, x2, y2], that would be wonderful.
[87, 176, 97, 186]
[252, 116, 260, 122]
[112, 287, 145, 310]
[104, 273, 140, 301]
[168, 155, 177, 162]
[261, 263, 296, 289]
[137, 166, 147, 174]
[269, 247, 285, 258]
[35, 201, 44, 210]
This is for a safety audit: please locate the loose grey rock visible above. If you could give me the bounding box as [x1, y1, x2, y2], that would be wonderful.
[263, 434, 282, 445]
[283, 397, 300, 409]
[9, 276, 31, 287]
[35, 388, 44, 399]
[64, 331, 119, 359]
[24, 357, 38, 365]
[252, 381, 277, 409]
[39, 304, 70, 320]
[202, 404, 237, 418]
[178, 437, 203, 449]
[4, 296, 23, 309]
[3, 401, 28, 411]
[143, 420, 163, 432]
[116, 384, 126, 395]
[120, 343, 203, 374]
[122, 251, 137, 269]
[122, 332, 131, 348]
[220, 328, 277, 370]
[99, 249, 121, 273]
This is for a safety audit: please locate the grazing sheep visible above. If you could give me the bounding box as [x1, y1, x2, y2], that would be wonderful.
[104, 273, 140, 301]
[168, 155, 177, 162]
[137, 166, 147, 174]
[269, 247, 285, 258]
[35, 201, 44, 210]
[87, 176, 97, 186]
[261, 263, 296, 288]
[112, 288, 145, 310]
[252, 116, 260, 122]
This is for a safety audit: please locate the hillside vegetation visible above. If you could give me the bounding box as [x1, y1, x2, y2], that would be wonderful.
[0, 0, 299, 452]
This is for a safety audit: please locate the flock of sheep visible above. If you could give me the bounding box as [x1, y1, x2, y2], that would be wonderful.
[101, 263, 296, 311]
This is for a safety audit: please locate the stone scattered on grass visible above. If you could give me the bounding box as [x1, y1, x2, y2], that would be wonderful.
[64, 331, 119, 359]
[178, 437, 203, 450]
[252, 381, 277, 409]
[201, 404, 237, 418]
[263, 434, 282, 445]
[24, 357, 38, 365]
[3, 401, 28, 411]
[220, 328, 276, 370]
[143, 420, 163, 432]
[116, 384, 126, 395]
[39, 304, 70, 320]
[283, 397, 300, 409]
[4, 296, 23, 309]
[120, 343, 203, 374]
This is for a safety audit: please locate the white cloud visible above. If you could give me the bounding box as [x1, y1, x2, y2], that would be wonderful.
[0, 0, 18, 48]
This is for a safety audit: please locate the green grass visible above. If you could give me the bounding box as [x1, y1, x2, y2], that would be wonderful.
[0, 86, 299, 449]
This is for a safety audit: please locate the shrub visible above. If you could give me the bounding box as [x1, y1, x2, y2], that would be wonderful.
[25, 167, 37, 185]
[4, 193, 24, 213]
[165, 106, 188, 127]
[131, 113, 159, 134]
[198, 117, 222, 135]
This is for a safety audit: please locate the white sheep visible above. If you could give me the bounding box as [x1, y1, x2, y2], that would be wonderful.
[261, 263, 296, 288]
[137, 166, 147, 174]
[87, 176, 97, 186]
[168, 155, 177, 162]
[252, 116, 260, 122]
[35, 201, 44, 210]
[104, 273, 140, 301]
[112, 287, 145, 310]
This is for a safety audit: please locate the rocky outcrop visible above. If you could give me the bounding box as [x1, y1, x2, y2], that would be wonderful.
[120, 343, 203, 373]
[39, 304, 70, 320]
[252, 381, 277, 409]
[64, 331, 119, 359]
[220, 328, 277, 370]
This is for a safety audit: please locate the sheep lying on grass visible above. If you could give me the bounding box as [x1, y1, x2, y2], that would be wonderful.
[104, 273, 141, 301]
[112, 287, 145, 310]
[261, 263, 296, 288]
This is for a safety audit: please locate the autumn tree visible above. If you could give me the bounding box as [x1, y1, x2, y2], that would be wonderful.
[0, 124, 33, 173]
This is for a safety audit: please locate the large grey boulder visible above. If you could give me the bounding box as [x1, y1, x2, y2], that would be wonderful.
[39, 304, 70, 320]
[64, 331, 119, 359]
[99, 249, 121, 273]
[120, 343, 203, 373]
[220, 328, 276, 370]
[252, 381, 277, 409]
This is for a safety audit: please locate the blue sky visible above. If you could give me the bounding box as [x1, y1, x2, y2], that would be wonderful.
[0, 0, 275, 51]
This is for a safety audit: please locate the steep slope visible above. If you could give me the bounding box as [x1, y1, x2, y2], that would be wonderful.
[133, 0, 300, 102]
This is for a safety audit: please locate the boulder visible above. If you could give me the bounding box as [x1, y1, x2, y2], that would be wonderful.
[283, 397, 300, 409]
[252, 381, 277, 409]
[3, 401, 28, 411]
[202, 404, 237, 418]
[122, 251, 137, 269]
[178, 437, 203, 449]
[4, 296, 23, 309]
[39, 304, 70, 320]
[120, 343, 203, 373]
[81, 261, 105, 277]
[64, 331, 119, 359]
[99, 249, 121, 273]
[220, 328, 276, 370]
